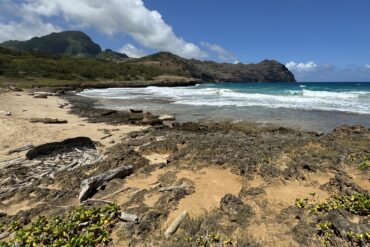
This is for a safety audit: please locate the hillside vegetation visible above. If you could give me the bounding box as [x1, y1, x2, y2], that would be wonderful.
[0, 31, 296, 88]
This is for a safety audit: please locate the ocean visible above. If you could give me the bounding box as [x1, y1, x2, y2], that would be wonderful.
[78, 82, 370, 132]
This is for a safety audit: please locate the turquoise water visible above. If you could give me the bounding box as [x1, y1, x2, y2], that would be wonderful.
[79, 82, 370, 132]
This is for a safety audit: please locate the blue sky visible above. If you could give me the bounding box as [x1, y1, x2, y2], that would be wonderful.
[1, 0, 370, 81]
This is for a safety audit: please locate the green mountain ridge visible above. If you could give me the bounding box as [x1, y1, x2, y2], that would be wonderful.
[1, 31, 103, 58]
[0, 31, 296, 88]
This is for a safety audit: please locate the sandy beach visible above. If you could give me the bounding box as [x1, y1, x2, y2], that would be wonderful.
[0, 91, 145, 162]
[0, 90, 369, 247]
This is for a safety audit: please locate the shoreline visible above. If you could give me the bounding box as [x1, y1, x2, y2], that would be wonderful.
[0, 88, 369, 246]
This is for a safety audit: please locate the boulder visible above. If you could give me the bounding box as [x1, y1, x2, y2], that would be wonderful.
[26, 137, 95, 160]
[130, 109, 143, 113]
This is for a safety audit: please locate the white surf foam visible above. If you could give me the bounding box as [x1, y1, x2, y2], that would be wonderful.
[79, 86, 370, 115]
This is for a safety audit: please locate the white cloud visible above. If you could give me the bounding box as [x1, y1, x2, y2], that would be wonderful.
[119, 43, 146, 58]
[14, 0, 207, 59]
[200, 41, 236, 62]
[286, 61, 370, 82]
[286, 61, 318, 73]
[0, 0, 60, 42]
[365, 64, 370, 69]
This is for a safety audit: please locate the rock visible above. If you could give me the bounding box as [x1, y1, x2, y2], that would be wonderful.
[291, 220, 317, 246]
[159, 114, 176, 121]
[101, 110, 117, 116]
[240, 187, 265, 196]
[130, 109, 143, 113]
[322, 210, 370, 238]
[142, 114, 163, 126]
[220, 194, 254, 223]
[33, 94, 48, 99]
[26, 137, 95, 160]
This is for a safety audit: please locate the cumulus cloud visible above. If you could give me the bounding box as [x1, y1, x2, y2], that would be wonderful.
[365, 64, 370, 69]
[286, 61, 318, 73]
[0, 0, 60, 42]
[8, 0, 207, 59]
[119, 43, 146, 58]
[200, 41, 236, 62]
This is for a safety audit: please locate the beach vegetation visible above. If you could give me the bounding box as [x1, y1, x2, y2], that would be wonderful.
[0, 203, 120, 247]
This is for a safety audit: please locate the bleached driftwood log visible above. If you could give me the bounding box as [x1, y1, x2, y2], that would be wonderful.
[0, 231, 10, 240]
[33, 91, 62, 97]
[0, 157, 27, 169]
[0, 111, 11, 116]
[7, 144, 34, 155]
[164, 211, 188, 238]
[79, 166, 133, 202]
[159, 183, 189, 192]
[119, 212, 139, 224]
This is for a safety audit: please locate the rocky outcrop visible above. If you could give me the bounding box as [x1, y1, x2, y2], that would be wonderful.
[140, 52, 296, 83]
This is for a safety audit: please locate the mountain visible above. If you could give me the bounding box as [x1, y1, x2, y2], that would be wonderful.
[0, 31, 296, 86]
[0, 31, 102, 57]
[137, 52, 296, 82]
[97, 49, 129, 61]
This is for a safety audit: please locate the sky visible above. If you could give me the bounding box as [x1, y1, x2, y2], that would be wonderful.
[0, 0, 370, 82]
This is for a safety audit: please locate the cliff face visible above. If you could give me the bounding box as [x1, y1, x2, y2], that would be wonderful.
[140, 52, 296, 83]
[187, 59, 295, 83]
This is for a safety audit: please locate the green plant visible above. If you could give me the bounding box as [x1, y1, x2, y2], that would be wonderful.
[346, 230, 370, 245]
[295, 198, 309, 208]
[358, 160, 370, 171]
[309, 193, 370, 215]
[0, 203, 120, 247]
[316, 221, 334, 246]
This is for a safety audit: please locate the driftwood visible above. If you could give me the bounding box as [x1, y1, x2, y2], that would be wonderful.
[0, 111, 11, 116]
[33, 94, 48, 99]
[100, 134, 113, 140]
[159, 114, 176, 121]
[0, 231, 10, 240]
[103, 187, 131, 199]
[79, 166, 133, 202]
[29, 118, 68, 124]
[33, 92, 62, 97]
[0, 157, 27, 169]
[81, 198, 114, 205]
[129, 109, 143, 113]
[58, 103, 69, 108]
[119, 212, 139, 224]
[7, 144, 34, 155]
[159, 183, 189, 192]
[164, 211, 188, 237]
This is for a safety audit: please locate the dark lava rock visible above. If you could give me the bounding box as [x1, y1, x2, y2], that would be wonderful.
[26, 137, 95, 160]
[239, 187, 265, 197]
[291, 220, 317, 246]
[220, 194, 254, 224]
[320, 174, 364, 194]
[321, 210, 370, 238]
